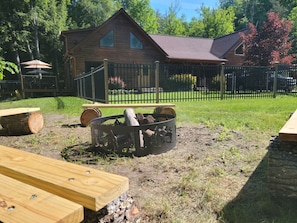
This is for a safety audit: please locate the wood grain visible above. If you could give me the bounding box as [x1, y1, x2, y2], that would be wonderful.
[82, 103, 175, 109]
[279, 109, 297, 142]
[0, 108, 40, 117]
[0, 145, 129, 211]
[0, 174, 83, 223]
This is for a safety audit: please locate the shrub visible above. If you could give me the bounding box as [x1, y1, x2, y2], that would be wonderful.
[164, 74, 196, 91]
[108, 76, 125, 90]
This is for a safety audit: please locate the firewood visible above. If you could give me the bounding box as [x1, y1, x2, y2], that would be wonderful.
[0, 111, 44, 135]
[124, 108, 144, 147]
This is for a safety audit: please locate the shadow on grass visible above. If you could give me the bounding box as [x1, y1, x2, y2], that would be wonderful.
[55, 97, 64, 110]
[220, 150, 297, 223]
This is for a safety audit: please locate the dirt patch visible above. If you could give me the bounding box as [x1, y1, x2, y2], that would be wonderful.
[0, 113, 270, 222]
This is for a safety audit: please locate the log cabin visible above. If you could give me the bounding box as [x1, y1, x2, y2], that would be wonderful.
[60, 8, 248, 91]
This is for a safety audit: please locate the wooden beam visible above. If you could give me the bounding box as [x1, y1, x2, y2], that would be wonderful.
[0, 145, 129, 211]
[0, 107, 40, 117]
[0, 174, 83, 223]
[82, 103, 175, 109]
[279, 109, 297, 142]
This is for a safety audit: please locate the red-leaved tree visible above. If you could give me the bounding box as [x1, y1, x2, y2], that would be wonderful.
[240, 12, 294, 66]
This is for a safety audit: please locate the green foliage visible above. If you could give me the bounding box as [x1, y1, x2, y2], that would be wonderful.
[120, 0, 159, 33]
[209, 74, 221, 90]
[157, 1, 186, 36]
[188, 6, 235, 38]
[68, 0, 116, 28]
[164, 74, 196, 91]
[0, 60, 18, 80]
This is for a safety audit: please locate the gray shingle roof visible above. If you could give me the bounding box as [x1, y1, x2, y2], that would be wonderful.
[149, 34, 225, 62]
[211, 28, 249, 58]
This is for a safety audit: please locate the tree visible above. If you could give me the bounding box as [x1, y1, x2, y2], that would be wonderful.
[220, 0, 287, 30]
[241, 12, 294, 66]
[117, 0, 159, 33]
[158, 1, 186, 36]
[188, 6, 235, 38]
[68, 0, 116, 28]
[0, 60, 18, 80]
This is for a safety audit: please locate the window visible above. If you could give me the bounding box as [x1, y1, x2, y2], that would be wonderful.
[130, 32, 143, 49]
[235, 43, 244, 55]
[100, 30, 114, 47]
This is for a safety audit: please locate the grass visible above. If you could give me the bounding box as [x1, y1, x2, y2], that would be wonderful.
[1, 95, 295, 133]
[1, 95, 297, 222]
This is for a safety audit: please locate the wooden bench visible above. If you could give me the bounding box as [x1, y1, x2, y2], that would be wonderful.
[80, 103, 176, 126]
[0, 174, 83, 223]
[279, 109, 297, 141]
[0, 145, 129, 222]
[0, 107, 44, 134]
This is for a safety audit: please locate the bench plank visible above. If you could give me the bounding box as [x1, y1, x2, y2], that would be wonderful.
[0, 174, 83, 223]
[279, 109, 297, 142]
[0, 107, 40, 117]
[0, 145, 129, 211]
[82, 103, 175, 109]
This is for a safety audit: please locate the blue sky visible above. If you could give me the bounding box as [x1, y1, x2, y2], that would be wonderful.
[150, 0, 220, 21]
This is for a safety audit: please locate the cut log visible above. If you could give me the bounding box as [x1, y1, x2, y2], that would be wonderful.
[124, 108, 144, 147]
[80, 108, 102, 127]
[154, 107, 176, 121]
[0, 111, 44, 135]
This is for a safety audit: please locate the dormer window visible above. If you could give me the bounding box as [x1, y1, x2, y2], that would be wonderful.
[130, 32, 143, 49]
[100, 30, 114, 47]
[235, 43, 244, 56]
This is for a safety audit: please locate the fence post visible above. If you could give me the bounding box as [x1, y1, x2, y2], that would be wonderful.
[104, 59, 109, 104]
[273, 62, 279, 98]
[91, 67, 95, 103]
[220, 62, 225, 100]
[155, 61, 160, 103]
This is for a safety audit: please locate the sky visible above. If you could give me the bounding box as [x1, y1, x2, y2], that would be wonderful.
[150, 0, 220, 21]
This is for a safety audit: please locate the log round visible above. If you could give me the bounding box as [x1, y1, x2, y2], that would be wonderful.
[154, 107, 176, 121]
[0, 111, 44, 135]
[80, 108, 102, 127]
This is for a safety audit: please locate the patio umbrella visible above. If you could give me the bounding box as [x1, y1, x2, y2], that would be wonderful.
[24, 64, 52, 69]
[26, 69, 51, 74]
[22, 59, 51, 69]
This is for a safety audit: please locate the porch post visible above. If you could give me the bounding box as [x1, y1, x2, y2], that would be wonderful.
[104, 59, 109, 104]
[91, 67, 95, 103]
[155, 61, 160, 103]
[220, 62, 225, 100]
[273, 62, 279, 98]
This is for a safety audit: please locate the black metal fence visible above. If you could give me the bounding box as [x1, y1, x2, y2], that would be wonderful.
[74, 60, 297, 104]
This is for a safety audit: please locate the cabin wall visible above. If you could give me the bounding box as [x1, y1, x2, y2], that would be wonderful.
[69, 13, 165, 76]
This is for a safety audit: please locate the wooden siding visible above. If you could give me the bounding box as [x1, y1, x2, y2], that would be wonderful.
[69, 13, 165, 76]
[224, 43, 245, 66]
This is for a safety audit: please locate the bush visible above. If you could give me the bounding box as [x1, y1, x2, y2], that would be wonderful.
[108, 76, 125, 90]
[164, 74, 196, 91]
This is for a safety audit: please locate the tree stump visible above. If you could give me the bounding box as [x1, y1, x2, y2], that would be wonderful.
[0, 111, 44, 135]
[154, 106, 176, 121]
[80, 108, 102, 127]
